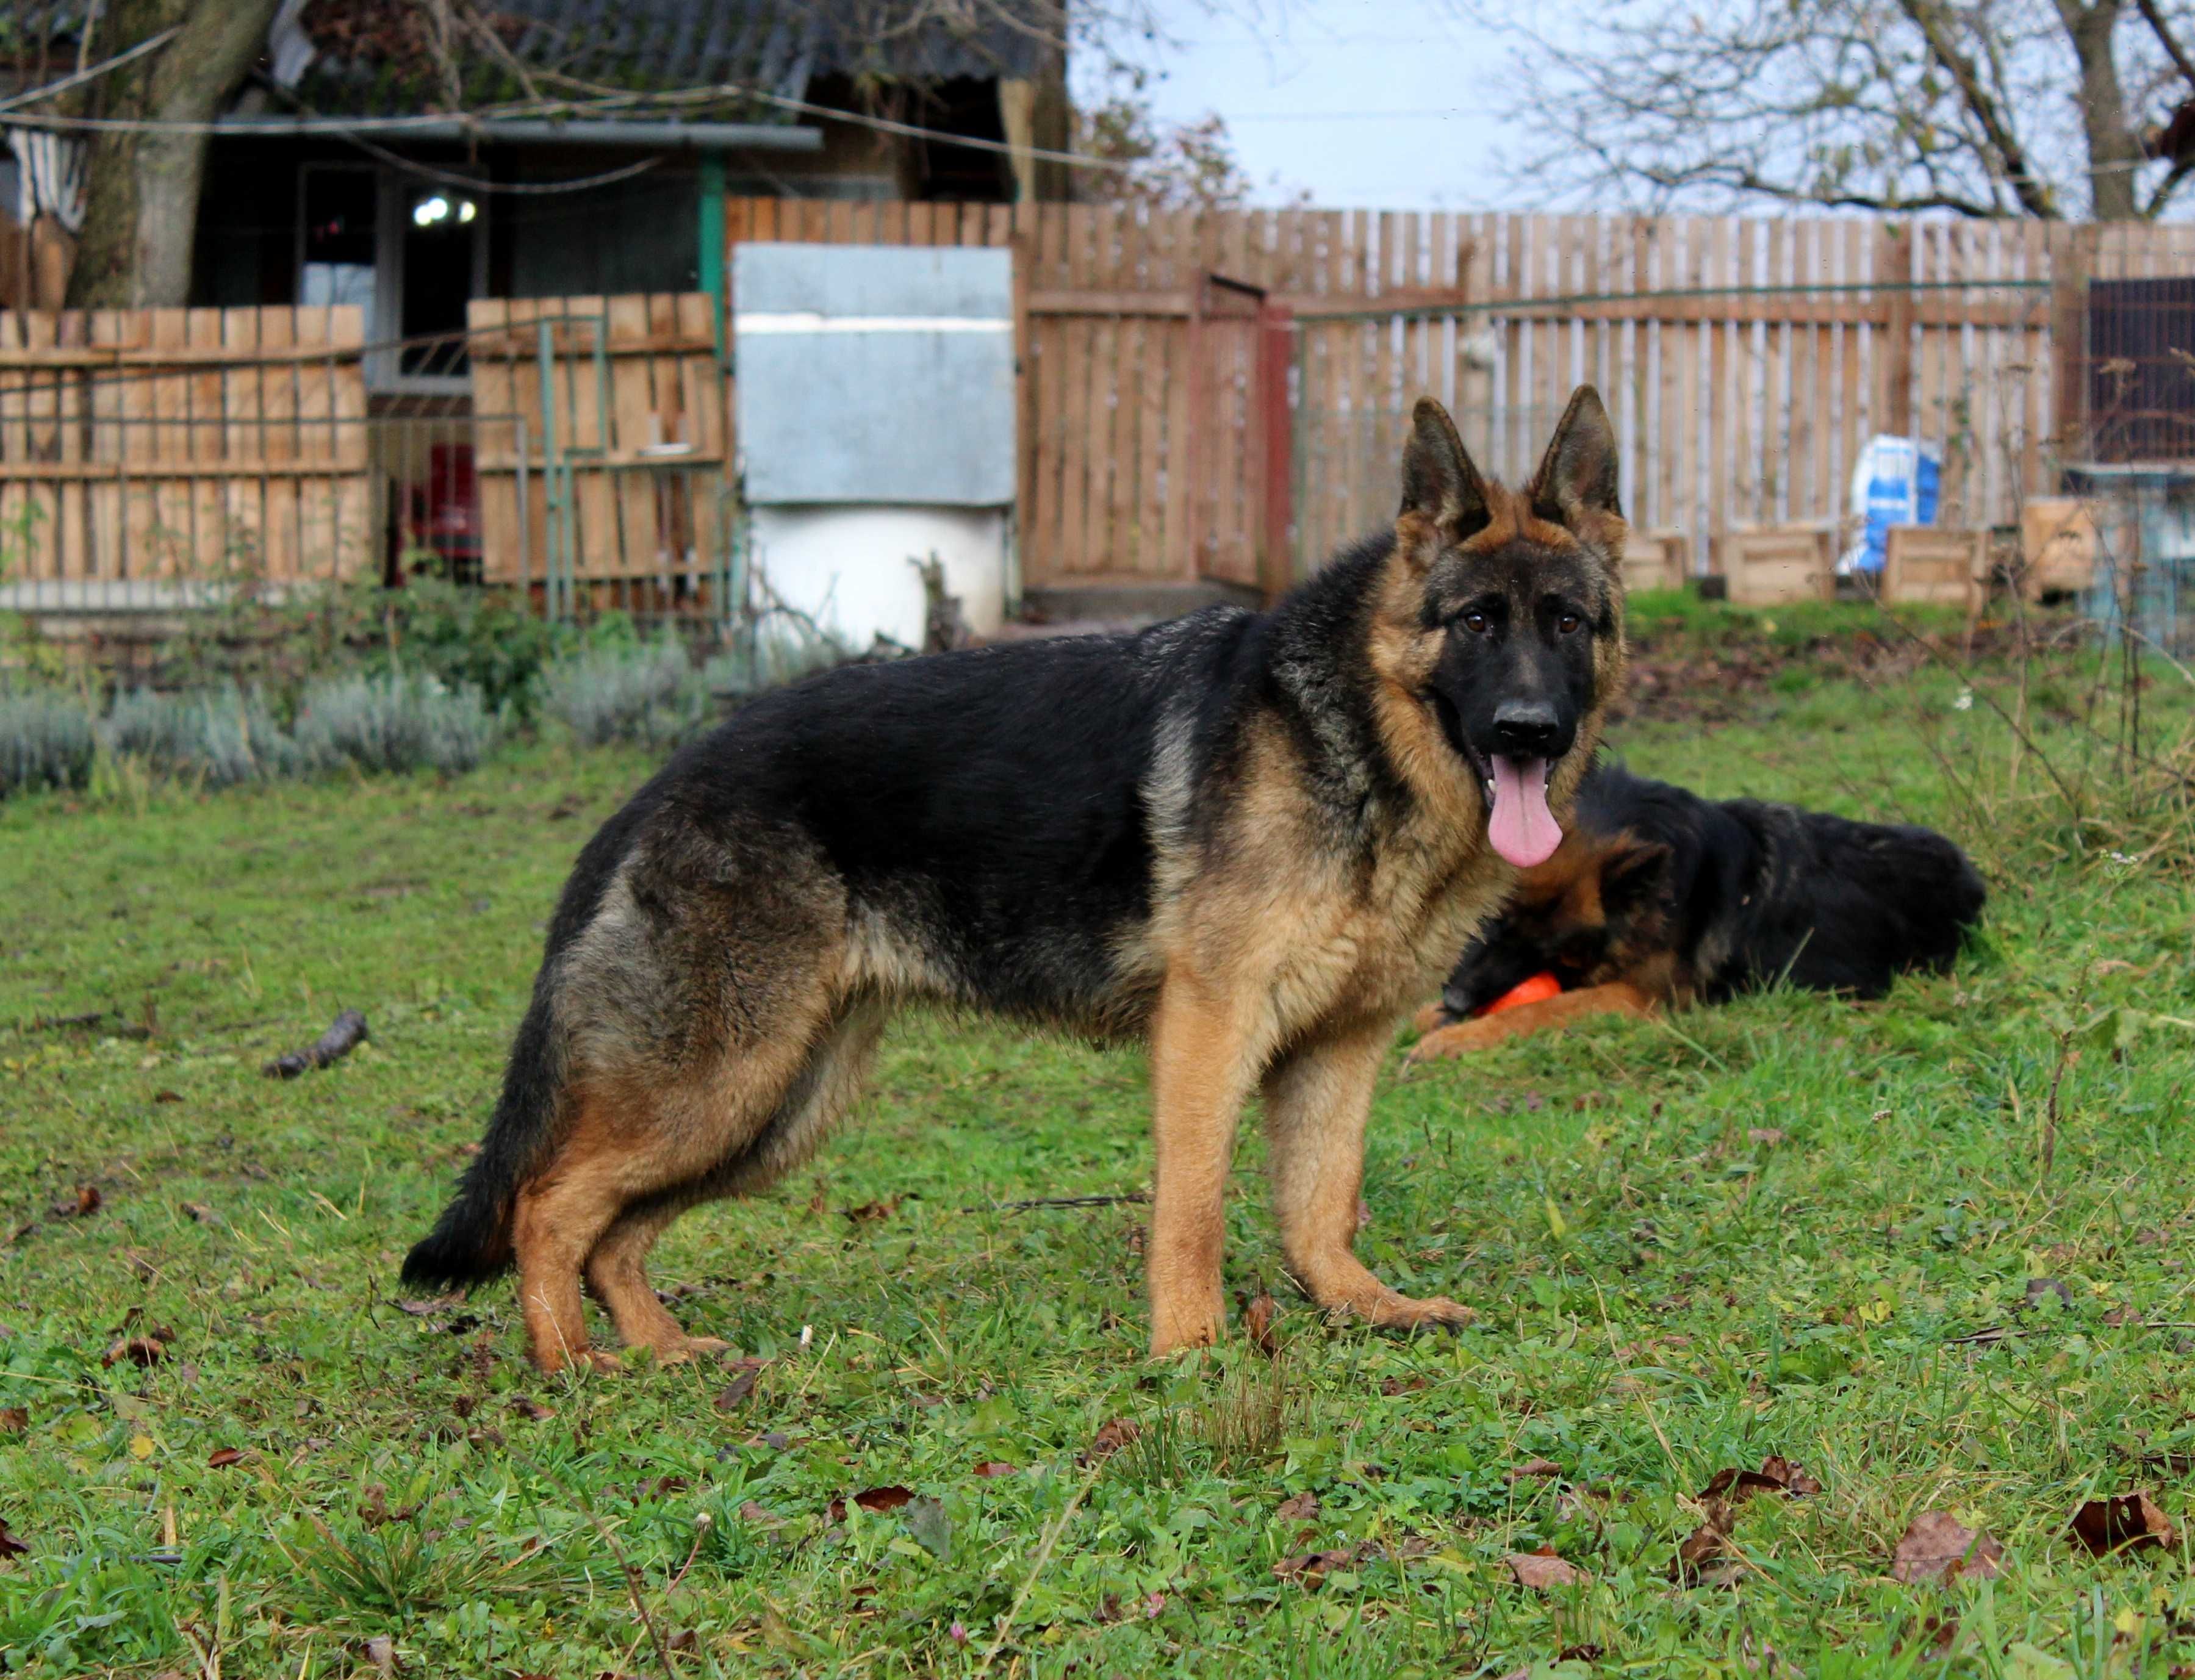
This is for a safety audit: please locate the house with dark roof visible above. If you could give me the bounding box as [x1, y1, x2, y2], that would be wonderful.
[3, 1, 1070, 388]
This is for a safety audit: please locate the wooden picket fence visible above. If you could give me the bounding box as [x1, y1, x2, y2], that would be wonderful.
[0, 306, 368, 601]
[726, 200, 2195, 591]
[1, 206, 2189, 616]
[467, 293, 729, 607]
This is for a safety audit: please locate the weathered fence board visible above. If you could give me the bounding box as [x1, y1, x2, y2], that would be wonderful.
[467, 292, 727, 605]
[0, 304, 367, 597]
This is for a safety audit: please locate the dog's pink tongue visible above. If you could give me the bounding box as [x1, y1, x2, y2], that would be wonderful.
[1487, 756, 1562, 868]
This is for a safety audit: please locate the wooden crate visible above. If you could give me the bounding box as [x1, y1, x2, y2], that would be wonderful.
[1882, 526, 1987, 611]
[1620, 528, 1687, 594]
[2019, 497, 2099, 598]
[1721, 525, 1833, 606]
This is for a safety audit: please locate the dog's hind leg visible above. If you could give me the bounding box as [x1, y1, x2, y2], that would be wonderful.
[709, 997, 889, 1198]
[1263, 1016, 1476, 1332]
[511, 1089, 653, 1373]
[583, 1199, 723, 1364]
[581, 1000, 889, 1361]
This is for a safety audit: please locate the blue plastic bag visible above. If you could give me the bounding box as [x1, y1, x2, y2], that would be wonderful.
[1839, 435, 1941, 574]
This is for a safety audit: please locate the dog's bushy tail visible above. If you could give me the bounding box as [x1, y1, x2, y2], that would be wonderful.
[401, 996, 561, 1290]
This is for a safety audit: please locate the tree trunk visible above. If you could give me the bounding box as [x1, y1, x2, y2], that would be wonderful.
[2061, 0, 2143, 220]
[65, 0, 286, 309]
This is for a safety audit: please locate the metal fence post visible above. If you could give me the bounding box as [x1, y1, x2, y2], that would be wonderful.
[535, 318, 566, 622]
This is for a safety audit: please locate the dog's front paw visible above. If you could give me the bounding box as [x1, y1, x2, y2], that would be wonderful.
[1346, 1290, 1477, 1332]
[1409, 1000, 1455, 1035]
[1404, 1018, 1504, 1063]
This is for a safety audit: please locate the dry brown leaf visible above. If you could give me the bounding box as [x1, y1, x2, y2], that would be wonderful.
[1244, 1291, 1279, 1358]
[152, 1089, 183, 1104]
[842, 1198, 900, 1224]
[1891, 1510, 2005, 1583]
[972, 1460, 1017, 1477]
[0, 1407, 25, 1436]
[1748, 1127, 1787, 1146]
[1273, 1545, 1363, 1584]
[0, 1516, 24, 1559]
[1507, 1457, 1562, 1482]
[54, 1185, 101, 1219]
[2069, 1492, 2177, 1556]
[1700, 1467, 1791, 1505]
[1758, 1455, 1823, 1496]
[1276, 1490, 1320, 1522]
[1698, 1456, 1821, 1506]
[102, 1335, 165, 1368]
[828, 1484, 915, 1523]
[1081, 1417, 1140, 1465]
[206, 1447, 245, 1468]
[508, 1398, 555, 1423]
[1506, 1548, 1590, 1590]
[1672, 1511, 1736, 1584]
[714, 1370, 759, 1413]
[362, 1633, 395, 1674]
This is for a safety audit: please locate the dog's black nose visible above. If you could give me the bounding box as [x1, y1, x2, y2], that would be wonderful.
[1490, 699, 1564, 758]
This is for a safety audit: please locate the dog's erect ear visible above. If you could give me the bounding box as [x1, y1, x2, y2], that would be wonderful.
[1528, 385, 1623, 534]
[1399, 397, 1491, 544]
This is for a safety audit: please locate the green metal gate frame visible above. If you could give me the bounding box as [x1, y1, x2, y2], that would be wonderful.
[503, 307, 742, 627]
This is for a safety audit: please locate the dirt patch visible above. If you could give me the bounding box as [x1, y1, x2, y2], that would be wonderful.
[1615, 620, 2025, 725]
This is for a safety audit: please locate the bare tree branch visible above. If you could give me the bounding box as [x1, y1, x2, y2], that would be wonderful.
[1460, 0, 2193, 220]
[1892, 0, 2060, 215]
[2135, 0, 2195, 88]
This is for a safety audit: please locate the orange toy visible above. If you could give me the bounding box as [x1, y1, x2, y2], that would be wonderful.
[1474, 971, 1563, 1019]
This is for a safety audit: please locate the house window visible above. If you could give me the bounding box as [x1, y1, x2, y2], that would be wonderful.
[299, 165, 376, 314]
[391, 181, 481, 382]
[298, 165, 485, 392]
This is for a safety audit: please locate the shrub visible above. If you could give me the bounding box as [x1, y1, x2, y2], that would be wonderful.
[703, 611, 868, 701]
[294, 673, 499, 777]
[103, 685, 306, 788]
[542, 634, 706, 747]
[164, 575, 566, 723]
[353, 579, 564, 723]
[0, 689, 95, 798]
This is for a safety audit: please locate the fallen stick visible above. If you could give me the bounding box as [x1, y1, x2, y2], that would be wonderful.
[960, 1192, 1151, 1213]
[263, 1010, 369, 1079]
[25, 1010, 148, 1039]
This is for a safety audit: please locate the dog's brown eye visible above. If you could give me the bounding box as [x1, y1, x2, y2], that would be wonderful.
[1462, 611, 1490, 635]
[1556, 611, 1582, 635]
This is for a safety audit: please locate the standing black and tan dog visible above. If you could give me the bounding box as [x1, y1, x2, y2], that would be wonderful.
[1408, 763, 1986, 1060]
[404, 388, 1631, 1370]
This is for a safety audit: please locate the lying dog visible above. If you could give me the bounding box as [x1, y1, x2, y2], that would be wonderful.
[1409, 763, 1986, 1058]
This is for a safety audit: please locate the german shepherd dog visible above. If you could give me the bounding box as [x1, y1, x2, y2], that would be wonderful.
[404, 388, 1631, 1370]
[1407, 763, 1986, 1060]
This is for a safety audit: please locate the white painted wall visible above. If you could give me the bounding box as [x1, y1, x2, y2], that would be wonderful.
[748, 504, 1008, 650]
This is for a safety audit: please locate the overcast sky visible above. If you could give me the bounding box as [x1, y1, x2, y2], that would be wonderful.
[1100, 0, 1532, 211]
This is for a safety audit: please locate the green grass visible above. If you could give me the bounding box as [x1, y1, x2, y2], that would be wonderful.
[4, 670, 2195, 1678]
